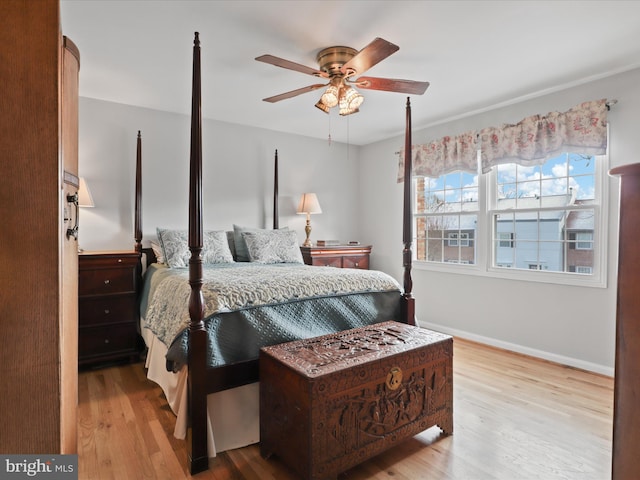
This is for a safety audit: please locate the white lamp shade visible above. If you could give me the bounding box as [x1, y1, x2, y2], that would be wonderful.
[296, 193, 322, 214]
[78, 177, 95, 207]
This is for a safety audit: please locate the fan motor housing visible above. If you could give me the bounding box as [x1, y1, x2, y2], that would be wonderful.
[316, 46, 357, 77]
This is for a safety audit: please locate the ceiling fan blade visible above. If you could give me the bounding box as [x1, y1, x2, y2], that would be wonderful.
[340, 38, 399, 76]
[262, 84, 327, 103]
[256, 54, 329, 78]
[355, 76, 430, 95]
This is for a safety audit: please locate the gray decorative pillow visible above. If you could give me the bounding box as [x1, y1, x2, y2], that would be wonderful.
[233, 224, 288, 262]
[157, 228, 190, 268]
[157, 228, 234, 268]
[226, 231, 236, 260]
[203, 230, 234, 264]
[242, 229, 303, 264]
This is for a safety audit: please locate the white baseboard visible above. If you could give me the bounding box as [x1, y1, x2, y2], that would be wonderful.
[418, 320, 614, 378]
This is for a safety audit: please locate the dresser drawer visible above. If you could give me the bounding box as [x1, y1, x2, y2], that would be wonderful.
[311, 256, 342, 268]
[79, 323, 138, 360]
[79, 267, 136, 296]
[79, 295, 137, 327]
[343, 255, 369, 269]
[300, 245, 372, 270]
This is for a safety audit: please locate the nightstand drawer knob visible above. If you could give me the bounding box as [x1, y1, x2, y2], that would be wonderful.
[104, 309, 110, 315]
[117, 259, 122, 263]
[354, 262, 359, 267]
[104, 339, 110, 344]
[104, 279, 110, 285]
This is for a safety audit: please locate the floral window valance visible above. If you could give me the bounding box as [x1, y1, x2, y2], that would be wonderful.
[398, 99, 608, 181]
[396, 131, 478, 182]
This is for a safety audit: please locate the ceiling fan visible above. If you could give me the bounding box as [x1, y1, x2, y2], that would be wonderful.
[256, 37, 429, 116]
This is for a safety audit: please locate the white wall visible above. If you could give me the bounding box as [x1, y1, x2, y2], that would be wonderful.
[77, 97, 363, 251]
[359, 67, 640, 375]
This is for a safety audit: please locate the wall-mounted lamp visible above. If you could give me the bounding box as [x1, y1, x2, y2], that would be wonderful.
[296, 193, 322, 247]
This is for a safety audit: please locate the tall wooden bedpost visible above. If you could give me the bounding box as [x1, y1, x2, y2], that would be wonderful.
[187, 31, 208, 475]
[273, 149, 279, 229]
[401, 97, 416, 326]
[134, 131, 142, 253]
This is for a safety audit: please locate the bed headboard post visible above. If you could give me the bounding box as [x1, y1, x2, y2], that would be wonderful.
[186, 31, 208, 475]
[134, 130, 142, 253]
[273, 149, 279, 229]
[401, 97, 416, 326]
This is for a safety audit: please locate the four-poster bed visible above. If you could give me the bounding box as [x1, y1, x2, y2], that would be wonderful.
[135, 33, 418, 474]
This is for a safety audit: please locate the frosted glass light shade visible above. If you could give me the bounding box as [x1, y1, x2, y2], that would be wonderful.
[321, 85, 339, 108]
[315, 99, 330, 113]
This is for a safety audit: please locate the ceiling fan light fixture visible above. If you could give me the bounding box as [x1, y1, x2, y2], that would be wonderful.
[338, 85, 364, 115]
[348, 89, 364, 110]
[314, 99, 330, 114]
[339, 106, 360, 116]
[320, 78, 341, 107]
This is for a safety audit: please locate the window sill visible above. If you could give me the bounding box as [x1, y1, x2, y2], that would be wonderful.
[413, 260, 607, 288]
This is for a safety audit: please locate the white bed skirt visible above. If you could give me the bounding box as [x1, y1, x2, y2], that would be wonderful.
[141, 326, 260, 457]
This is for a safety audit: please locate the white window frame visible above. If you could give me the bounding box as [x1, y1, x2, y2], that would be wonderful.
[413, 150, 609, 288]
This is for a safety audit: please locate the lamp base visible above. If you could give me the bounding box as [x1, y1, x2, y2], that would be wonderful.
[303, 221, 312, 247]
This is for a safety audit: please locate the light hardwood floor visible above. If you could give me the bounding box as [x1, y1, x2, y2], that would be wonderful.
[78, 338, 613, 479]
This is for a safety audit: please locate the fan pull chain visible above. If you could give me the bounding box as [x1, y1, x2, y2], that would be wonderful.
[346, 115, 350, 162]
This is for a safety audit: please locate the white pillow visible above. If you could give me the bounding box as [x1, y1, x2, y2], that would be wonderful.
[150, 241, 165, 264]
[242, 229, 303, 264]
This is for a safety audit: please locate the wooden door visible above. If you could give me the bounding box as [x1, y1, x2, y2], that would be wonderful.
[60, 35, 80, 454]
[0, 0, 78, 453]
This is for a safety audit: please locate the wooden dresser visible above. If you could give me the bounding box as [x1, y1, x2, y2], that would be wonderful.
[609, 164, 640, 480]
[78, 251, 141, 366]
[300, 244, 372, 269]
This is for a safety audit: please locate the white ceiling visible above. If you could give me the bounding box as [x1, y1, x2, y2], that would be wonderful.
[60, 0, 640, 146]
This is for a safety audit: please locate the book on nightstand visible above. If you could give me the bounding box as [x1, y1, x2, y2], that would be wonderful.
[316, 240, 340, 246]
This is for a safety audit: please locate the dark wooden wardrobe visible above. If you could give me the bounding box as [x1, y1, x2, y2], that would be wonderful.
[0, 0, 79, 453]
[609, 163, 640, 479]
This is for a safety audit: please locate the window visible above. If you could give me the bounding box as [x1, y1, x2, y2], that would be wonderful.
[491, 153, 598, 275]
[414, 152, 607, 287]
[571, 231, 594, 250]
[574, 266, 593, 274]
[448, 232, 469, 247]
[415, 172, 478, 265]
[498, 232, 514, 248]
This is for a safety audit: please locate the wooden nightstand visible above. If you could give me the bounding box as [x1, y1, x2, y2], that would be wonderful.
[78, 251, 141, 366]
[300, 244, 372, 270]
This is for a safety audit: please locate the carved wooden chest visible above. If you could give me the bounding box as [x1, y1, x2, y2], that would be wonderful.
[259, 321, 453, 480]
